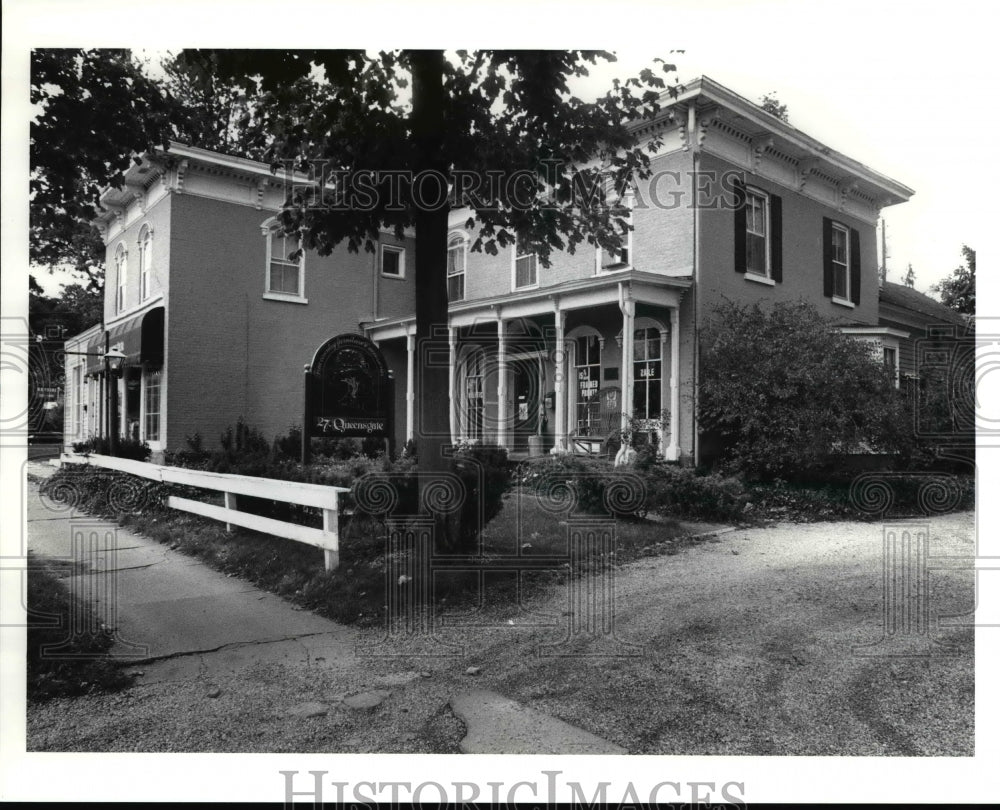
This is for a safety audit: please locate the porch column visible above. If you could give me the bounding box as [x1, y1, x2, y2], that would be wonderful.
[447, 325, 458, 443]
[666, 306, 681, 461]
[405, 326, 416, 442]
[551, 303, 567, 453]
[659, 328, 669, 458]
[618, 286, 635, 445]
[496, 314, 507, 449]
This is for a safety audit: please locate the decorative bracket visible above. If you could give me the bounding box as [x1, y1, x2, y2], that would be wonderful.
[796, 157, 821, 192]
[256, 178, 267, 210]
[750, 135, 774, 173]
[838, 179, 859, 212]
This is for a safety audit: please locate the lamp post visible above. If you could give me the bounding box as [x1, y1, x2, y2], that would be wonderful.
[104, 348, 126, 456]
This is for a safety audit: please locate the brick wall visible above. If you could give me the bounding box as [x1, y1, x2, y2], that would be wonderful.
[166, 193, 415, 451]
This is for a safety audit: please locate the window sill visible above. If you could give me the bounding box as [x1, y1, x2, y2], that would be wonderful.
[832, 296, 855, 309]
[381, 272, 406, 281]
[744, 272, 775, 286]
[597, 264, 632, 275]
[513, 283, 540, 292]
[263, 292, 308, 304]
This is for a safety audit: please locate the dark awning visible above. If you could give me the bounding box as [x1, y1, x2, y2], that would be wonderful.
[84, 330, 105, 375]
[105, 306, 164, 368]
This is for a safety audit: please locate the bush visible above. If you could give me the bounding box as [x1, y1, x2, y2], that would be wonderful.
[699, 300, 918, 481]
[645, 465, 751, 523]
[72, 435, 151, 462]
[521, 455, 648, 519]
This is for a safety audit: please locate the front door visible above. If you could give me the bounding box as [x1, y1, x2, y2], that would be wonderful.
[511, 356, 540, 451]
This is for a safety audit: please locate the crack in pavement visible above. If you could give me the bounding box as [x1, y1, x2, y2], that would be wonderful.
[117, 630, 347, 667]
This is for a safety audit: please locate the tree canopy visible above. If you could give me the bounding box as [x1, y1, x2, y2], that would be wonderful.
[933, 245, 975, 316]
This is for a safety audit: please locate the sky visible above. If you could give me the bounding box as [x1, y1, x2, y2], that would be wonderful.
[12, 0, 994, 304]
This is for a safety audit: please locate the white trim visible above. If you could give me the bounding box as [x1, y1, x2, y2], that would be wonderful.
[832, 297, 856, 309]
[744, 273, 776, 287]
[263, 292, 309, 305]
[380, 244, 406, 279]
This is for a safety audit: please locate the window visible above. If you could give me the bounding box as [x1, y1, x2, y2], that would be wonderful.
[514, 236, 538, 289]
[143, 370, 162, 442]
[115, 243, 127, 312]
[745, 188, 768, 276]
[823, 218, 860, 305]
[447, 233, 466, 301]
[138, 225, 152, 301]
[600, 193, 633, 269]
[267, 227, 303, 296]
[831, 224, 849, 300]
[633, 328, 662, 420]
[734, 181, 782, 281]
[575, 335, 602, 435]
[381, 245, 405, 278]
[464, 349, 485, 440]
[883, 346, 899, 387]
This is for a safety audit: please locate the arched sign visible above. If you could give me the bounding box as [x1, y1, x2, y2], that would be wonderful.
[305, 334, 393, 442]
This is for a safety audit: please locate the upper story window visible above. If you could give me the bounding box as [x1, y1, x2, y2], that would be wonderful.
[831, 224, 849, 299]
[381, 245, 405, 278]
[447, 233, 466, 302]
[262, 218, 306, 303]
[734, 180, 783, 283]
[138, 224, 153, 301]
[115, 243, 128, 312]
[513, 235, 538, 290]
[823, 217, 860, 307]
[745, 188, 768, 277]
[600, 192, 633, 270]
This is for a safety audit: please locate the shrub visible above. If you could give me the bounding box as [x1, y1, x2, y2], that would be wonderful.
[521, 455, 648, 519]
[644, 465, 751, 523]
[72, 435, 152, 462]
[699, 300, 917, 481]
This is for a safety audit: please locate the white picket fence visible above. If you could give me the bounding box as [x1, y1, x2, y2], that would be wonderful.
[58, 453, 349, 571]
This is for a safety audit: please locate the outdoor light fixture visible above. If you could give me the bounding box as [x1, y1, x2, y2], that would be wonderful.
[104, 348, 126, 375]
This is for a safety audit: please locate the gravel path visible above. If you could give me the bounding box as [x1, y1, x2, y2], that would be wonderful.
[27, 511, 974, 755]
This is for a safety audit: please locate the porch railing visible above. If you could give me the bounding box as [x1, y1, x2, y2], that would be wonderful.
[56, 453, 349, 571]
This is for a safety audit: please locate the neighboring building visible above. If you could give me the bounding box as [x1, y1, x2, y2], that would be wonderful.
[63, 75, 919, 465]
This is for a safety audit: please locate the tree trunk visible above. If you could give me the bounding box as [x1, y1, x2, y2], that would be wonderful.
[409, 51, 454, 545]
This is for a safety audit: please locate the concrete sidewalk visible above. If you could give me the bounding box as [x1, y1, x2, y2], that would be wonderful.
[25, 466, 356, 684]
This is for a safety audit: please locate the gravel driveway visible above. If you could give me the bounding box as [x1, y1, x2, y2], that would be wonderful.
[28, 511, 974, 755]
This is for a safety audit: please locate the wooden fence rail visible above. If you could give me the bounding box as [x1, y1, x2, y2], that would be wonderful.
[57, 453, 349, 571]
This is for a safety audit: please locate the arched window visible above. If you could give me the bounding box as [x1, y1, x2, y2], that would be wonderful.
[447, 233, 466, 301]
[138, 225, 153, 301]
[115, 243, 128, 312]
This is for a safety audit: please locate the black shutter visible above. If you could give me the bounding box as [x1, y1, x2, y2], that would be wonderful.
[822, 217, 833, 298]
[733, 178, 746, 274]
[770, 194, 782, 283]
[849, 227, 861, 305]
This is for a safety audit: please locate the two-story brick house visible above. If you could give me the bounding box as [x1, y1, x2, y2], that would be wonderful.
[63, 76, 915, 466]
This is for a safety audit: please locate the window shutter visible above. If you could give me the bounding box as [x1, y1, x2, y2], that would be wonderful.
[849, 228, 861, 305]
[822, 217, 833, 297]
[770, 194, 783, 283]
[733, 178, 746, 273]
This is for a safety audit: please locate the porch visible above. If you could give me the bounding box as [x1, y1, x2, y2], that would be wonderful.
[365, 272, 690, 461]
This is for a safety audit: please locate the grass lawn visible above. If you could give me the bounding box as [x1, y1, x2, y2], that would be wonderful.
[27, 554, 134, 701]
